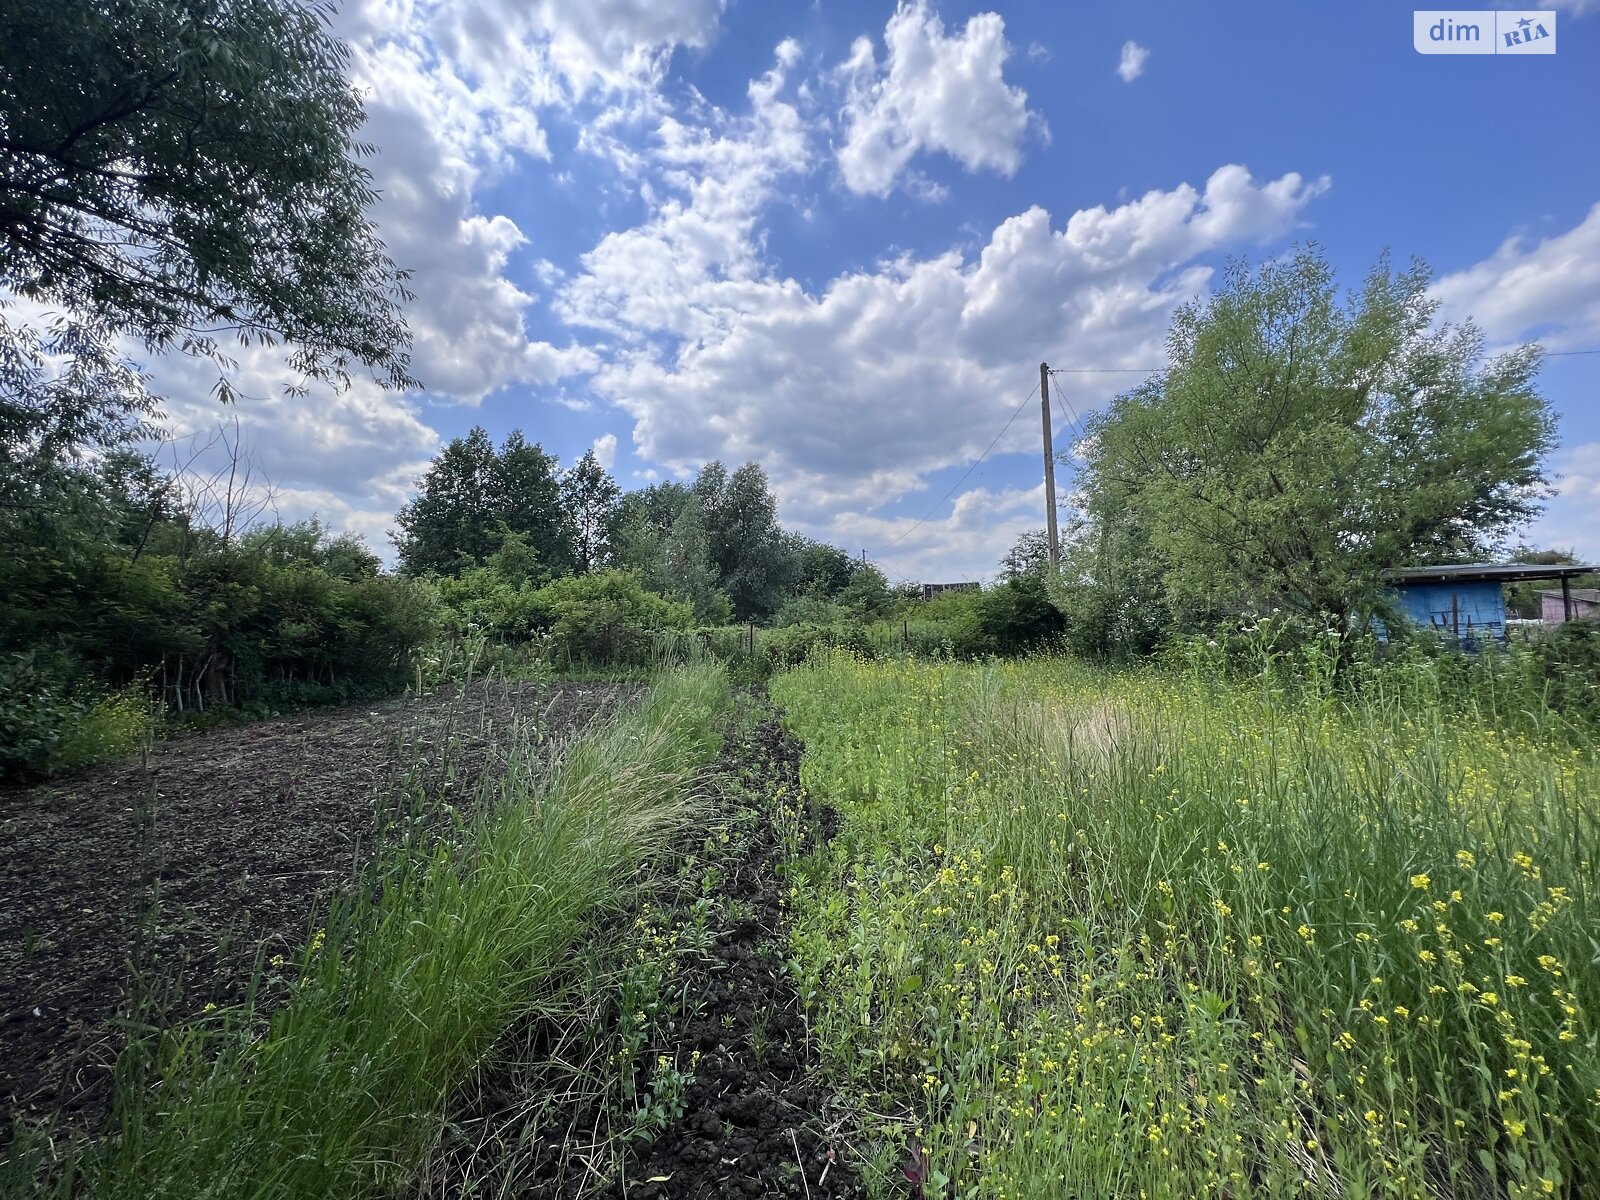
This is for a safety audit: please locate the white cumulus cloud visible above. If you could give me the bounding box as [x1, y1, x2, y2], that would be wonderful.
[141, 344, 441, 562]
[1526, 442, 1600, 563]
[836, 2, 1036, 197]
[562, 119, 1329, 578]
[1431, 203, 1600, 352]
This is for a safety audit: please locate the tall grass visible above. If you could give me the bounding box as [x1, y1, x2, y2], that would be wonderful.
[774, 651, 1598, 1199]
[73, 664, 728, 1200]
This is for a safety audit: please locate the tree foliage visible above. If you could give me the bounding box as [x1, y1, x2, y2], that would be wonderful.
[694, 461, 801, 621]
[0, 0, 413, 393]
[393, 427, 581, 578]
[561, 449, 621, 573]
[1064, 247, 1556, 643]
[999, 529, 1052, 582]
[0, 452, 438, 780]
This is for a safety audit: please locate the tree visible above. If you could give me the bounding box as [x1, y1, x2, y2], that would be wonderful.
[393, 428, 499, 575]
[793, 537, 858, 598]
[0, 0, 413, 394]
[838, 563, 894, 619]
[394, 428, 575, 578]
[657, 497, 730, 624]
[495, 432, 574, 576]
[999, 529, 1052, 582]
[616, 481, 693, 542]
[1070, 247, 1556, 643]
[561, 449, 621, 572]
[0, 312, 160, 519]
[694, 461, 801, 622]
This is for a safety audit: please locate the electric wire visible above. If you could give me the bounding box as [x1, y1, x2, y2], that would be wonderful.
[878, 379, 1040, 550]
[869, 347, 1600, 568]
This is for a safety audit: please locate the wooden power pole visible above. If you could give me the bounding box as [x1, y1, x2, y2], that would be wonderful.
[1040, 362, 1060, 569]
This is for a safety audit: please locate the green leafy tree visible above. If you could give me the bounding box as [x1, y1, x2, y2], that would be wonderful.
[838, 563, 894, 619]
[695, 461, 801, 622]
[793, 538, 858, 598]
[616, 481, 693, 541]
[0, 0, 413, 394]
[495, 432, 575, 575]
[1070, 246, 1556, 644]
[561, 449, 621, 572]
[1054, 502, 1168, 661]
[394, 428, 575, 577]
[999, 529, 1052, 582]
[658, 498, 731, 624]
[393, 428, 499, 575]
[0, 313, 161, 519]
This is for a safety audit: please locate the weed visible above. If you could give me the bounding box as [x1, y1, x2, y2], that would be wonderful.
[59, 664, 730, 1200]
[774, 650, 1600, 1199]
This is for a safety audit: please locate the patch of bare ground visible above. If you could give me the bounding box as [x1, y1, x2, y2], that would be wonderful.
[417, 696, 864, 1199]
[0, 679, 637, 1140]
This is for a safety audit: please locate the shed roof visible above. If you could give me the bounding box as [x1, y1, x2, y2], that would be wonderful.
[1537, 588, 1600, 604]
[1386, 563, 1600, 586]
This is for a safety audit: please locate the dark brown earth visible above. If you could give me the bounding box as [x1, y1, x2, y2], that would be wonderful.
[0, 679, 635, 1140]
[604, 711, 860, 1200]
[418, 699, 864, 1199]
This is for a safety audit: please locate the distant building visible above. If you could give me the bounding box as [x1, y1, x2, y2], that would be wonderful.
[1385, 563, 1600, 646]
[921, 581, 980, 601]
[1538, 588, 1600, 624]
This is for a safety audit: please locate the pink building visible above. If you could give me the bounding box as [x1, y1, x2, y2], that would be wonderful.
[1540, 588, 1600, 624]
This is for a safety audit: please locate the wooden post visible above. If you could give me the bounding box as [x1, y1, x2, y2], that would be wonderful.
[1451, 593, 1460, 643]
[1040, 363, 1060, 570]
[903, 619, 909, 652]
[1563, 575, 1574, 623]
[748, 621, 755, 657]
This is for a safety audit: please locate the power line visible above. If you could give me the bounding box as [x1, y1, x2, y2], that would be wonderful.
[1045, 349, 1600, 368]
[1048, 366, 1165, 373]
[1049, 387, 1087, 455]
[879, 379, 1040, 550]
[872, 345, 1600, 565]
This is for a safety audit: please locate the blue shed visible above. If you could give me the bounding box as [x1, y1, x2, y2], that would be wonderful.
[1385, 562, 1600, 646]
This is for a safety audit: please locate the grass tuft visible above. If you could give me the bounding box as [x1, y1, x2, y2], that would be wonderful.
[69, 663, 728, 1200]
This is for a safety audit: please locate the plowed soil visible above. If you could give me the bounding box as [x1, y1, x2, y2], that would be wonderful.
[602, 711, 860, 1200]
[0, 680, 634, 1140]
[418, 699, 864, 1199]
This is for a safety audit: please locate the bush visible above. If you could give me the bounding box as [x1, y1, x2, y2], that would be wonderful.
[0, 653, 76, 781]
[1528, 620, 1600, 729]
[0, 658, 154, 781]
[54, 687, 154, 771]
[528, 570, 694, 667]
[954, 575, 1065, 656]
[776, 594, 844, 627]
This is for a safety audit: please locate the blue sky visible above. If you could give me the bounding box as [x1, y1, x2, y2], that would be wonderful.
[147, 1, 1600, 580]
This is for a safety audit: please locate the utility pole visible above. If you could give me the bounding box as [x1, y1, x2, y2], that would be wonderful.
[1040, 362, 1060, 569]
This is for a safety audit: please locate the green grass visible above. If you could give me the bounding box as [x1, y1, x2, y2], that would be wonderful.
[65, 663, 729, 1200]
[773, 651, 1599, 1199]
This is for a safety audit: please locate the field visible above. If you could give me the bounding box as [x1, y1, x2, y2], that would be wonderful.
[0, 680, 633, 1136]
[3, 648, 1595, 1199]
[2, 667, 867, 1199]
[772, 652, 1599, 1199]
